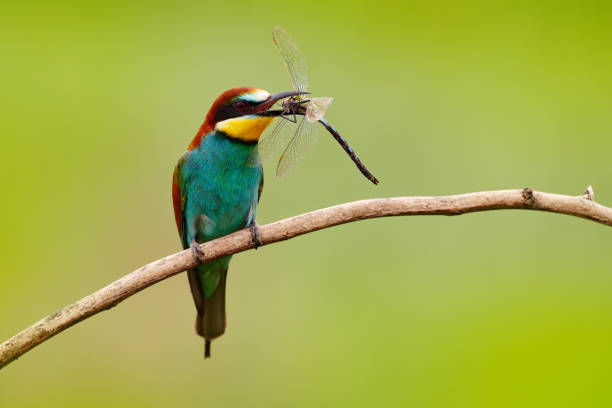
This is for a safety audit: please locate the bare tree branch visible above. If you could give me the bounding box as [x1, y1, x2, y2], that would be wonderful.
[1, 188, 611, 369]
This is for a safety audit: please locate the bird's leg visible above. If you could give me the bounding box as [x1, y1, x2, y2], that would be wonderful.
[249, 221, 263, 249]
[190, 237, 206, 264]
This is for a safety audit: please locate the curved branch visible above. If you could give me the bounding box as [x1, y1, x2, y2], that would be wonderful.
[1, 187, 611, 369]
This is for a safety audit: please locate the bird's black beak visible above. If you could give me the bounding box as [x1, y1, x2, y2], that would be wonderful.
[254, 90, 310, 114]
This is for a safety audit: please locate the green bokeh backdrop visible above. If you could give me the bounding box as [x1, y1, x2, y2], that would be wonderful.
[1, 1, 611, 406]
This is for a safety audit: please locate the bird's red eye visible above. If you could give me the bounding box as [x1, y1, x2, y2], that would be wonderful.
[235, 101, 247, 111]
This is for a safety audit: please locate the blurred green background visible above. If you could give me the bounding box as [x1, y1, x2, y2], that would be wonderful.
[1, 1, 611, 406]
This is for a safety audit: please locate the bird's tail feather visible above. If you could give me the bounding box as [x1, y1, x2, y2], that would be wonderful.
[205, 340, 211, 358]
[188, 267, 227, 359]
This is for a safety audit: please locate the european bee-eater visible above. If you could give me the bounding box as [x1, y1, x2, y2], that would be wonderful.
[172, 87, 304, 358]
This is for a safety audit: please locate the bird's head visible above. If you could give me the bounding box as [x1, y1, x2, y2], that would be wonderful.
[190, 87, 306, 149]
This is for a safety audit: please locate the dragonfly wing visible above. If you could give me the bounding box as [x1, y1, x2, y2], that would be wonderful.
[246, 116, 293, 167]
[305, 97, 333, 123]
[272, 26, 308, 93]
[276, 116, 320, 178]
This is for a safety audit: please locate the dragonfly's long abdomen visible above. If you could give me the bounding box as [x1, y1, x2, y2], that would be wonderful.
[319, 118, 379, 185]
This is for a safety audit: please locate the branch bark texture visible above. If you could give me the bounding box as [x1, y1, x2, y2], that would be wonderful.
[1, 188, 611, 369]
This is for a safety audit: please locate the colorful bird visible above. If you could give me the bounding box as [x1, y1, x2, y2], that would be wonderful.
[172, 87, 304, 358]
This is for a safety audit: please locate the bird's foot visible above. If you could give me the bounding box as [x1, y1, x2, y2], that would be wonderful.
[249, 221, 263, 249]
[190, 238, 206, 264]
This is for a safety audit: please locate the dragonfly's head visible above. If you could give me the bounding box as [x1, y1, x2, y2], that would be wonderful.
[192, 87, 307, 147]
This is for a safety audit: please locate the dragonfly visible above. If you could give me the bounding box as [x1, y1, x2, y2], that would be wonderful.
[255, 26, 379, 185]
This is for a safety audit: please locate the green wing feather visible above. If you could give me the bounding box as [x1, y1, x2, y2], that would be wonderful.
[172, 152, 189, 248]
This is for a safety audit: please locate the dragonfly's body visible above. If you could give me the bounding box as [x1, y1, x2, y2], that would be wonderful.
[319, 118, 379, 184]
[260, 26, 379, 184]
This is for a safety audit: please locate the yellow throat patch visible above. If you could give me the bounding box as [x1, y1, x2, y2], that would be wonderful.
[216, 116, 274, 142]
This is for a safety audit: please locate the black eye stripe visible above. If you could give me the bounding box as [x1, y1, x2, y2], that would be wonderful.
[215, 100, 256, 122]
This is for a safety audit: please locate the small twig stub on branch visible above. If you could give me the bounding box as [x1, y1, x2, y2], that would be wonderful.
[582, 185, 595, 201]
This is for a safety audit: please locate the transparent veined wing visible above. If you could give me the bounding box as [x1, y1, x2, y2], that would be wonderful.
[305, 97, 333, 123]
[276, 116, 320, 178]
[246, 114, 294, 167]
[272, 26, 308, 93]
